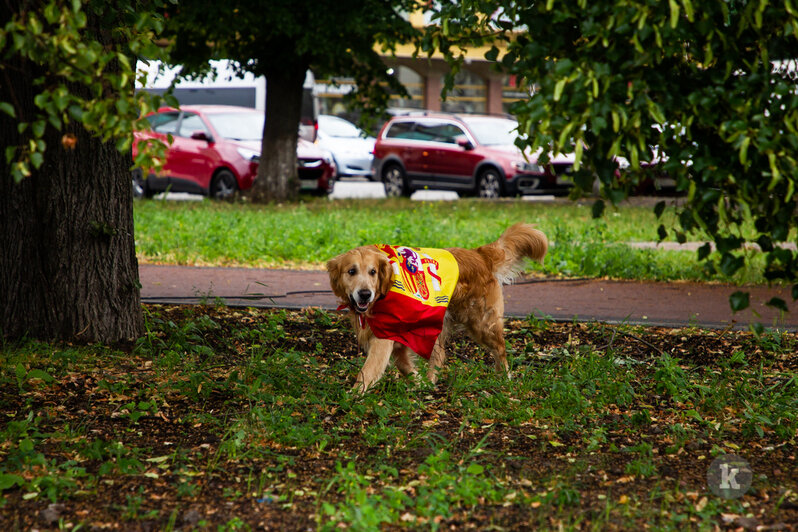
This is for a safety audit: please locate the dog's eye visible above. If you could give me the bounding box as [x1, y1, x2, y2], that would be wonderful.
[369, 268, 377, 276]
[348, 267, 357, 276]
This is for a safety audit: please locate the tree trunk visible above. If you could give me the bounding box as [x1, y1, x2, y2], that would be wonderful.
[0, 61, 143, 343]
[249, 63, 307, 202]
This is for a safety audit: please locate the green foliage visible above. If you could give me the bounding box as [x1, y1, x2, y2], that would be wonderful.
[321, 461, 411, 530]
[623, 442, 657, 477]
[426, 0, 798, 308]
[0, 412, 88, 503]
[0, 0, 170, 182]
[652, 354, 690, 401]
[543, 220, 708, 282]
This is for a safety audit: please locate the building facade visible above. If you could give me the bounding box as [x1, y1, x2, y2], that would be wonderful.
[315, 11, 525, 119]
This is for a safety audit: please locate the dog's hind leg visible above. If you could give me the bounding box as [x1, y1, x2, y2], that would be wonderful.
[426, 327, 450, 384]
[354, 337, 394, 393]
[467, 312, 510, 378]
[392, 344, 418, 377]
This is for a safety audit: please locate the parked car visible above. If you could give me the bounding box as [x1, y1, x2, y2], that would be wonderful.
[372, 112, 574, 198]
[315, 115, 375, 179]
[132, 105, 335, 199]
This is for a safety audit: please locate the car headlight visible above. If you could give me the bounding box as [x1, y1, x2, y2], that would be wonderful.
[512, 160, 544, 173]
[237, 147, 260, 161]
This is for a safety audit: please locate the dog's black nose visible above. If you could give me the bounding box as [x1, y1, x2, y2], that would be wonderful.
[357, 289, 372, 302]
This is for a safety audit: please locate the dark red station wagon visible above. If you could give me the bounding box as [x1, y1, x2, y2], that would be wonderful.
[372, 112, 574, 198]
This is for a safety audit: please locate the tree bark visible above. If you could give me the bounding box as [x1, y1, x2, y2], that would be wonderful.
[249, 63, 307, 202]
[0, 60, 143, 343]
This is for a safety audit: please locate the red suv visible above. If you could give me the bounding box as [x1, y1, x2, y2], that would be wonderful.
[372, 113, 574, 198]
[133, 105, 335, 199]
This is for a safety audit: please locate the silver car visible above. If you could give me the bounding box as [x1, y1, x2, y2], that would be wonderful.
[316, 115, 375, 180]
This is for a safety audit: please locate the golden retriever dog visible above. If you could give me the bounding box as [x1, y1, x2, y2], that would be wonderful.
[327, 223, 547, 393]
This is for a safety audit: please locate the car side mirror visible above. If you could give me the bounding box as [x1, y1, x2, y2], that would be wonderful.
[456, 136, 474, 150]
[190, 131, 213, 143]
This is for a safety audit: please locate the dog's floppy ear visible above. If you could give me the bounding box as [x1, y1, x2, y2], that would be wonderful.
[378, 253, 393, 297]
[326, 253, 347, 300]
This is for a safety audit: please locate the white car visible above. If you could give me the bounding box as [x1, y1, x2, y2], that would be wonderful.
[316, 115, 375, 180]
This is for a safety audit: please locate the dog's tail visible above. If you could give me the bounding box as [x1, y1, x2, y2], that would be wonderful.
[482, 223, 548, 283]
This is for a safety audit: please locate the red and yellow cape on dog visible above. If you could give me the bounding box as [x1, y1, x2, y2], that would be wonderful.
[364, 245, 459, 359]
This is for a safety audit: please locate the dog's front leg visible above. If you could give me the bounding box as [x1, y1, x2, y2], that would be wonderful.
[354, 337, 394, 393]
[426, 324, 451, 384]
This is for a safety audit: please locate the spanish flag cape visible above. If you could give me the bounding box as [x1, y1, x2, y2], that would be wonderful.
[364, 244, 459, 359]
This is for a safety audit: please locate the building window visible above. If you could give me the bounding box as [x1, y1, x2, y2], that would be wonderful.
[441, 69, 486, 114]
[315, 77, 357, 116]
[388, 66, 424, 110]
[502, 74, 532, 114]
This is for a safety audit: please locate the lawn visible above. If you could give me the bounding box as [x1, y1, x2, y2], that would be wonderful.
[132, 197, 772, 285]
[1, 305, 796, 529]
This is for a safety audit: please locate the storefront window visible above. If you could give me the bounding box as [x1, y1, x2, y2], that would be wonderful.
[441, 69, 486, 114]
[315, 77, 357, 116]
[388, 66, 424, 110]
[502, 74, 532, 114]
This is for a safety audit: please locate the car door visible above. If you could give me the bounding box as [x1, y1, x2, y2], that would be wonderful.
[142, 111, 180, 192]
[407, 121, 445, 180]
[428, 122, 473, 182]
[168, 112, 217, 192]
[423, 122, 481, 187]
[381, 119, 429, 180]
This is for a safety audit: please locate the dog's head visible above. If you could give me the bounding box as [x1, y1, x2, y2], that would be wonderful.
[327, 246, 393, 314]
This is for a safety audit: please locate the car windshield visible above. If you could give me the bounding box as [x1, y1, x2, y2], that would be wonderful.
[205, 112, 265, 141]
[320, 116, 361, 138]
[461, 117, 520, 146]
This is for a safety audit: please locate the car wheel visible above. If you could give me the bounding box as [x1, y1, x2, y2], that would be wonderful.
[382, 164, 410, 197]
[210, 169, 238, 199]
[476, 168, 503, 199]
[132, 169, 152, 199]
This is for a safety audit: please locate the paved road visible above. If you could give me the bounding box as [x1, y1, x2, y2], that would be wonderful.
[139, 264, 797, 330]
[329, 179, 563, 202]
[151, 178, 559, 202]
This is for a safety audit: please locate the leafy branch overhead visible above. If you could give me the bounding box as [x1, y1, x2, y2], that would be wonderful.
[426, 0, 798, 310]
[0, 0, 170, 182]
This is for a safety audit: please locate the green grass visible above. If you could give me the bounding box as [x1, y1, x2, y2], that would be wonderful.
[133, 197, 771, 284]
[1, 306, 795, 529]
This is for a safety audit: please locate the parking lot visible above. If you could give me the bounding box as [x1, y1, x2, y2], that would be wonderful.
[147, 177, 560, 202]
[330, 178, 561, 201]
